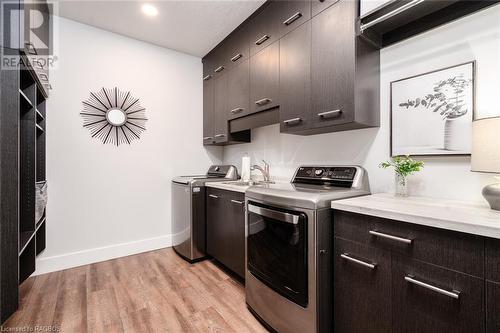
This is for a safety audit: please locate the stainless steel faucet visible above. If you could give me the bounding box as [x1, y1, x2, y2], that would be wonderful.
[251, 160, 270, 182]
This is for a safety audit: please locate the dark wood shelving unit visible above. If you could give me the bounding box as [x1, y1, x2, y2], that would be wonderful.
[17, 56, 47, 285]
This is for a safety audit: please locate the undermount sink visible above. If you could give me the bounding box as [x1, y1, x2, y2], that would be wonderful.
[223, 180, 275, 186]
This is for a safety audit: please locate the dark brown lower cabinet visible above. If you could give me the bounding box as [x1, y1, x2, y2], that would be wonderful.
[392, 254, 484, 333]
[206, 188, 245, 278]
[334, 238, 392, 333]
[333, 210, 492, 333]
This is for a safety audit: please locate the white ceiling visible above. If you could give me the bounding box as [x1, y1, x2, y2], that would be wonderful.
[56, 0, 265, 57]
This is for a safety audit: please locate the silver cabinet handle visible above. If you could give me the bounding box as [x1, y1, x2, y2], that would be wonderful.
[283, 12, 302, 25]
[25, 42, 37, 55]
[231, 199, 244, 205]
[340, 253, 377, 270]
[283, 117, 302, 125]
[255, 35, 270, 45]
[248, 204, 300, 225]
[404, 275, 460, 299]
[230, 107, 244, 114]
[214, 66, 225, 73]
[255, 98, 271, 106]
[209, 194, 219, 199]
[214, 134, 226, 138]
[203, 136, 213, 140]
[318, 109, 342, 118]
[369, 230, 413, 244]
[360, 0, 425, 32]
[203, 75, 212, 81]
[231, 53, 243, 62]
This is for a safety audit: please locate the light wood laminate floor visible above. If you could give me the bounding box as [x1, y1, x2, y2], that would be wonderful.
[3, 248, 267, 333]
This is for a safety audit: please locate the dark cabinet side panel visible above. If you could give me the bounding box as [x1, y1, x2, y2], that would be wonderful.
[279, 21, 311, 133]
[250, 41, 280, 114]
[311, 0, 355, 129]
[334, 238, 392, 333]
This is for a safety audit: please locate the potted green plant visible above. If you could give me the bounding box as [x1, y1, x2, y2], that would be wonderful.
[380, 156, 424, 197]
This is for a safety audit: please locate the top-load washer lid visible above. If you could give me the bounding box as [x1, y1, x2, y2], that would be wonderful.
[172, 165, 239, 186]
[245, 166, 371, 209]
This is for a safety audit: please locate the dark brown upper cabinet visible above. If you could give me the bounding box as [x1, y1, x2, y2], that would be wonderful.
[250, 41, 280, 114]
[310, 0, 379, 133]
[312, 0, 340, 17]
[279, 21, 311, 133]
[248, 1, 281, 56]
[227, 59, 250, 120]
[276, 1, 311, 37]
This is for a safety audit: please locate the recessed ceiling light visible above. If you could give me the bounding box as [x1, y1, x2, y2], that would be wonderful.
[142, 4, 158, 17]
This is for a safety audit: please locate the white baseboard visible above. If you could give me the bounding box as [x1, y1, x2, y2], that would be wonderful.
[34, 234, 173, 275]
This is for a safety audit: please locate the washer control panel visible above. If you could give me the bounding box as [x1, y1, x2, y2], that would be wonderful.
[293, 166, 357, 185]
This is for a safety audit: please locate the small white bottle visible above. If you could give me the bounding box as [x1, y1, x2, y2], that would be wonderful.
[241, 154, 251, 182]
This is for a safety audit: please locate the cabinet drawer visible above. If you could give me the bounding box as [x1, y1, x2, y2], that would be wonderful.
[333, 211, 484, 277]
[392, 254, 484, 333]
[248, 1, 281, 56]
[276, 1, 311, 37]
[312, 0, 340, 17]
[334, 238, 392, 333]
[486, 238, 500, 282]
[224, 27, 250, 71]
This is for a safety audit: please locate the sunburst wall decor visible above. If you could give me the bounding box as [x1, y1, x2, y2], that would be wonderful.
[80, 87, 148, 146]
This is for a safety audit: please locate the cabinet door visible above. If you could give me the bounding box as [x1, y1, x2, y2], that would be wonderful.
[312, 0, 340, 16]
[392, 254, 484, 333]
[279, 21, 311, 133]
[250, 41, 279, 114]
[334, 238, 392, 333]
[226, 192, 246, 278]
[311, 0, 355, 129]
[213, 74, 228, 143]
[206, 189, 230, 263]
[248, 1, 281, 56]
[203, 77, 215, 145]
[276, 1, 311, 37]
[227, 59, 250, 120]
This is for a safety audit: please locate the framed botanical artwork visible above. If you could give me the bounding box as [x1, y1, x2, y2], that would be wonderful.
[390, 61, 475, 156]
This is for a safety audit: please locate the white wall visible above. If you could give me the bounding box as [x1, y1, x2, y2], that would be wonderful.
[223, 5, 500, 204]
[38, 17, 222, 274]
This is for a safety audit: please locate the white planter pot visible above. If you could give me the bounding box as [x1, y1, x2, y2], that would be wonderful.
[444, 117, 471, 152]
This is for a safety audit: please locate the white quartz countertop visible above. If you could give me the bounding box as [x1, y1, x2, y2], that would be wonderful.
[331, 193, 500, 239]
[206, 181, 249, 193]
